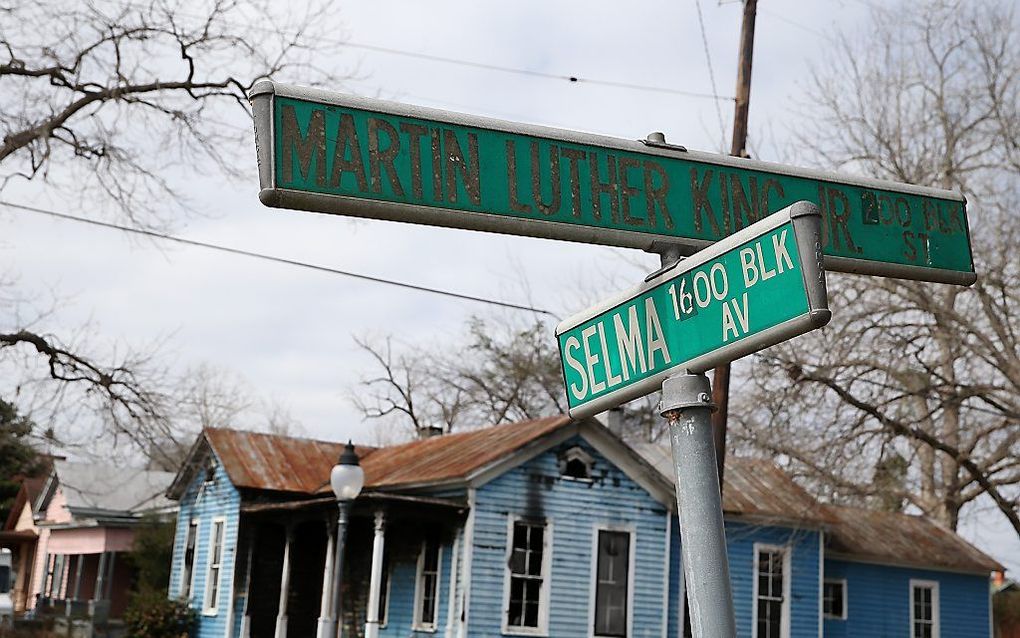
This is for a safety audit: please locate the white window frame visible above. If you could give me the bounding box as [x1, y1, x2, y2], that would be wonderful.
[413, 538, 442, 632]
[182, 519, 199, 601]
[203, 517, 226, 616]
[750, 543, 791, 638]
[909, 579, 940, 638]
[502, 515, 553, 636]
[588, 524, 636, 638]
[822, 578, 847, 620]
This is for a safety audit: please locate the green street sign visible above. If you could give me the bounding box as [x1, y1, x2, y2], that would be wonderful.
[557, 201, 830, 419]
[250, 81, 975, 285]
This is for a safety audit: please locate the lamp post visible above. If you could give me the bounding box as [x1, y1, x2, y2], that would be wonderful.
[330, 441, 364, 638]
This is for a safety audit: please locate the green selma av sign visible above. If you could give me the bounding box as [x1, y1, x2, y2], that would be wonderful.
[557, 202, 830, 419]
[250, 81, 974, 285]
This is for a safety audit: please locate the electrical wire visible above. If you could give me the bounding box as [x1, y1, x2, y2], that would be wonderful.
[91, 0, 734, 103]
[340, 40, 733, 101]
[1, 200, 561, 319]
[758, 9, 830, 40]
[694, 0, 730, 148]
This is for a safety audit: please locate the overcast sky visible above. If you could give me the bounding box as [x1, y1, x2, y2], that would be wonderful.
[3, 0, 1017, 572]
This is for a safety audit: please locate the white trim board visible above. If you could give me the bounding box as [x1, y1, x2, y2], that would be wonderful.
[587, 523, 637, 638]
[751, 543, 791, 638]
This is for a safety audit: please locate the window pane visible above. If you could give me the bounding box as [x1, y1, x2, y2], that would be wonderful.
[513, 523, 528, 550]
[211, 522, 224, 565]
[424, 543, 439, 572]
[528, 528, 544, 576]
[208, 567, 219, 608]
[594, 531, 629, 637]
[509, 548, 527, 574]
[823, 582, 844, 617]
[524, 600, 539, 627]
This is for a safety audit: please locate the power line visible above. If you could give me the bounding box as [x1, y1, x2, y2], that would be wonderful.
[694, 0, 730, 148]
[93, 0, 734, 102]
[341, 39, 733, 101]
[2, 200, 561, 319]
[758, 9, 830, 40]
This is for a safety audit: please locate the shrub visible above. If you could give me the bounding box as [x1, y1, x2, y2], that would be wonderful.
[123, 589, 194, 638]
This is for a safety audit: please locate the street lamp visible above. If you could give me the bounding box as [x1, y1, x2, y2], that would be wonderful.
[330, 441, 364, 638]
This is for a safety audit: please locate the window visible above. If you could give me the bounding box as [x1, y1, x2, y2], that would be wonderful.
[414, 538, 441, 630]
[559, 446, 594, 481]
[0, 565, 10, 594]
[182, 521, 198, 600]
[822, 580, 846, 619]
[593, 529, 631, 637]
[753, 545, 788, 638]
[910, 580, 939, 638]
[204, 519, 225, 613]
[505, 519, 550, 634]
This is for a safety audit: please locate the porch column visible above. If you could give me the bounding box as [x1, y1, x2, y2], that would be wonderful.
[104, 552, 116, 600]
[240, 528, 257, 638]
[316, 519, 337, 638]
[364, 510, 387, 638]
[71, 555, 85, 600]
[274, 525, 294, 638]
[94, 552, 108, 601]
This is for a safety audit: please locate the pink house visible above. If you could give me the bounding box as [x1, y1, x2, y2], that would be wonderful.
[15, 461, 174, 622]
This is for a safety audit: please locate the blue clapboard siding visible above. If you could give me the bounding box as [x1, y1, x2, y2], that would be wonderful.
[377, 534, 456, 638]
[667, 518, 683, 638]
[168, 452, 241, 638]
[726, 522, 821, 638]
[467, 436, 670, 638]
[822, 559, 990, 638]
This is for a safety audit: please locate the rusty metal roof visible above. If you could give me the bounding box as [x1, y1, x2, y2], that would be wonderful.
[634, 444, 997, 573]
[202, 428, 362, 493]
[633, 445, 831, 524]
[201, 422, 999, 574]
[823, 503, 1003, 573]
[203, 415, 571, 494]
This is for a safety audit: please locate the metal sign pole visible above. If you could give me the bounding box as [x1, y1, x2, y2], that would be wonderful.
[661, 372, 736, 638]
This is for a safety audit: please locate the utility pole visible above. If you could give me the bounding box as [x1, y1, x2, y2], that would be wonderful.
[711, 0, 758, 486]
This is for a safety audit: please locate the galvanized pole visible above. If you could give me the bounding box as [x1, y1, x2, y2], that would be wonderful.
[661, 372, 736, 638]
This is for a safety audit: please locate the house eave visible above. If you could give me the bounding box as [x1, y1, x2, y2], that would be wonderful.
[724, 512, 827, 531]
[825, 550, 999, 576]
[239, 490, 468, 514]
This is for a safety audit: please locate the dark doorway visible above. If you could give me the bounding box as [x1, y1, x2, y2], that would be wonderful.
[247, 523, 285, 638]
[286, 520, 328, 637]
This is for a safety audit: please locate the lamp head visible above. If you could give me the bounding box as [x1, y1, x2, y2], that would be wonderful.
[330, 440, 365, 501]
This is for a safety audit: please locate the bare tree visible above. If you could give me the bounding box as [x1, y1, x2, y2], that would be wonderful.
[732, 0, 1020, 537]
[352, 315, 566, 438]
[352, 313, 667, 443]
[1, 0, 342, 461]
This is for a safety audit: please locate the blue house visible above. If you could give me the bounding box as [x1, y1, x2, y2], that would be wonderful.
[165, 416, 999, 638]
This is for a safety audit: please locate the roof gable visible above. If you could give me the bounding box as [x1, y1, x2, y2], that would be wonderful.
[3, 477, 44, 531]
